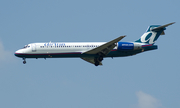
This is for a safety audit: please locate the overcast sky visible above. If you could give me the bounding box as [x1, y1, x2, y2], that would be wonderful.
[0, 0, 179, 108]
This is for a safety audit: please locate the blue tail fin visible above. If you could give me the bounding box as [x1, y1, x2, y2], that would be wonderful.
[135, 22, 175, 44]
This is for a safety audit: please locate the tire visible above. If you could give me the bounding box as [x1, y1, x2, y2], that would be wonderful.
[98, 56, 103, 61]
[23, 61, 26, 64]
[95, 61, 99, 66]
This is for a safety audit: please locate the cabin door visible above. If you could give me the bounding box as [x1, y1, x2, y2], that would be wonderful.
[32, 44, 36, 52]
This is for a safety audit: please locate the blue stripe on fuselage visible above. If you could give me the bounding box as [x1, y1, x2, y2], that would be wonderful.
[117, 42, 134, 50]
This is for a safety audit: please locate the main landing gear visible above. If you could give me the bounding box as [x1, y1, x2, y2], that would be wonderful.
[23, 58, 26, 64]
[94, 56, 104, 66]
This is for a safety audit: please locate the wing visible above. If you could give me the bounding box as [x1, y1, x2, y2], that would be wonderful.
[81, 36, 126, 66]
[83, 35, 126, 55]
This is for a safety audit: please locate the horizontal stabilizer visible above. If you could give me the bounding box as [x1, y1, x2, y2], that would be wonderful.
[151, 22, 175, 31]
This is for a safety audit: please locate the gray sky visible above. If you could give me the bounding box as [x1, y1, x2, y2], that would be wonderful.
[0, 0, 179, 108]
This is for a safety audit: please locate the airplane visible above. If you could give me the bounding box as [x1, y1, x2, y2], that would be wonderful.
[15, 22, 175, 66]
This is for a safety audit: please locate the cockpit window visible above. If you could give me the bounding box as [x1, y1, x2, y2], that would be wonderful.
[23, 45, 28, 48]
[23, 45, 30, 49]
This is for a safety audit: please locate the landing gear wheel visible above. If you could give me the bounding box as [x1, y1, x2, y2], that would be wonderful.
[98, 56, 103, 61]
[23, 61, 26, 64]
[95, 61, 99, 66]
[23, 58, 26, 64]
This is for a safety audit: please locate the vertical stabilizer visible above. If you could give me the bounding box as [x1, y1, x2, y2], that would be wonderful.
[135, 22, 175, 44]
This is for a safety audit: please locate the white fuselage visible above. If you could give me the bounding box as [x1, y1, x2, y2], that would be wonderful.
[15, 42, 118, 55]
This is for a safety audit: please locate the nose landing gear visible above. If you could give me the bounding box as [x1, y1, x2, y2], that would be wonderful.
[23, 58, 26, 64]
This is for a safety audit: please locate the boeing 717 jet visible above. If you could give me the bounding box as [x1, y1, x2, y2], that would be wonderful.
[15, 22, 175, 66]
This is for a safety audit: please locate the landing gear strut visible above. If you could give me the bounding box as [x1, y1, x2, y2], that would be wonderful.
[23, 58, 26, 64]
[98, 56, 103, 61]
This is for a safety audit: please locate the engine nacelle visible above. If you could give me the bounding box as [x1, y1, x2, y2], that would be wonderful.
[117, 42, 142, 51]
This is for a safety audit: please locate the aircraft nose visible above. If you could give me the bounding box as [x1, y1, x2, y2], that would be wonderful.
[15, 49, 23, 53]
[14, 49, 23, 57]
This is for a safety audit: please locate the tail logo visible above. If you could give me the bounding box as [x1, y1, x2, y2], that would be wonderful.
[140, 31, 157, 44]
